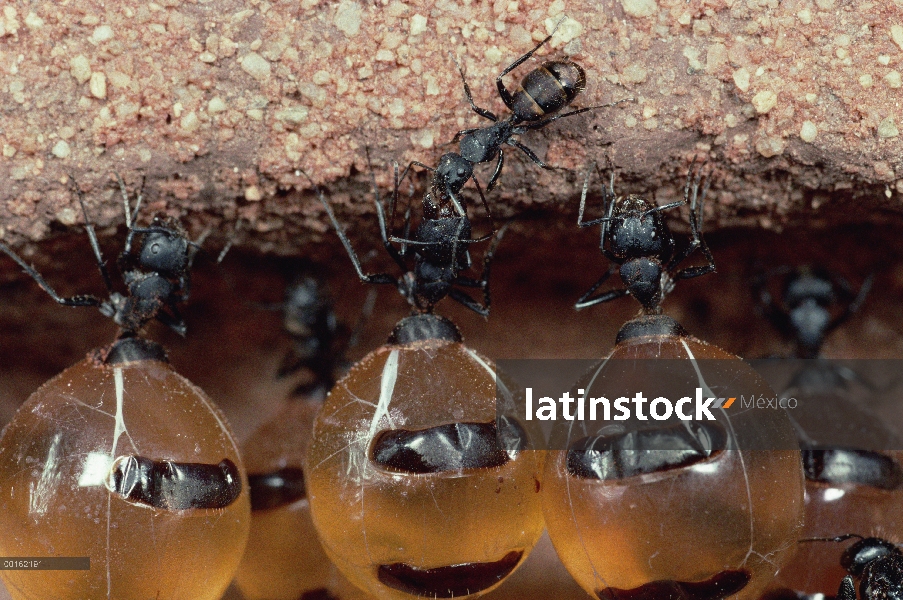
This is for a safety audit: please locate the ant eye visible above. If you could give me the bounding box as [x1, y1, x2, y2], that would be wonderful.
[151, 242, 161, 254]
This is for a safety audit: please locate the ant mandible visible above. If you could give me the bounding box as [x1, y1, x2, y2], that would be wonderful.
[0, 175, 203, 345]
[310, 158, 505, 321]
[575, 163, 715, 314]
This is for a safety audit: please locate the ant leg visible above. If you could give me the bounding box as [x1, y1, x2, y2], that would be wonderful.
[452, 221, 510, 316]
[177, 228, 211, 303]
[451, 127, 482, 144]
[70, 177, 115, 293]
[506, 138, 551, 170]
[495, 20, 563, 110]
[304, 172, 398, 286]
[452, 54, 499, 123]
[0, 242, 102, 308]
[449, 289, 489, 317]
[471, 174, 498, 238]
[671, 168, 715, 279]
[577, 163, 611, 228]
[519, 99, 635, 131]
[837, 576, 857, 600]
[119, 173, 146, 256]
[826, 272, 874, 335]
[370, 176, 411, 273]
[751, 265, 794, 332]
[575, 265, 627, 310]
[157, 304, 188, 337]
[484, 150, 505, 193]
[217, 219, 243, 265]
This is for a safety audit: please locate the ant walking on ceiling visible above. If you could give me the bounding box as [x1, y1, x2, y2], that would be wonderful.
[397, 19, 632, 227]
[310, 153, 507, 319]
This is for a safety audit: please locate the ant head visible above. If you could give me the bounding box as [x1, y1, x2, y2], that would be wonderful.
[784, 269, 835, 309]
[541, 61, 586, 103]
[136, 217, 191, 276]
[436, 153, 473, 194]
[608, 196, 669, 258]
[841, 537, 901, 577]
[283, 276, 335, 338]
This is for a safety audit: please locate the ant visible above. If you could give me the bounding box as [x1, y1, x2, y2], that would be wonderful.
[311, 157, 505, 320]
[0, 175, 203, 354]
[755, 266, 873, 359]
[575, 163, 715, 314]
[807, 535, 903, 600]
[275, 272, 377, 398]
[397, 22, 629, 225]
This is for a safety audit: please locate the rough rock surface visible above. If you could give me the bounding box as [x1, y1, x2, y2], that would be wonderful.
[1, 0, 902, 251]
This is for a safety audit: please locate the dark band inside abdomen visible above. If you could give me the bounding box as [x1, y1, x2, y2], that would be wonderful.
[377, 551, 523, 597]
[109, 455, 242, 510]
[597, 569, 751, 600]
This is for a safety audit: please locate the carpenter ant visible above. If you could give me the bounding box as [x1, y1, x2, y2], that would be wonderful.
[755, 266, 873, 359]
[397, 24, 629, 224]
[311, 159, 504, 318]
[575, 163, 715, 314]
[0, 175, 202, 342]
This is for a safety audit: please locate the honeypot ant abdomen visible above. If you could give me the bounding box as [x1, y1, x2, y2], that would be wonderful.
[371, 421, 526, 474]
[246, 467, 307, 512]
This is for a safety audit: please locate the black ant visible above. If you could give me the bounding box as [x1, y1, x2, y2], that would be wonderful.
[805, 535, 903, 600]
[0, 175, 203, 357]
[275, 272, 376, 397]
[397, 23, 629, 224]
[575, 163, 715, 314]
[755, 266, 873, 359]
[311, 157, 505, 322]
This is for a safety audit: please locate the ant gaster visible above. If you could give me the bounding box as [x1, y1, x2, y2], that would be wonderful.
[310, 160, 504, 320]
[576, 164, 715, 314]
[0, 175, 202, 345]
[755, 266, 873, 359]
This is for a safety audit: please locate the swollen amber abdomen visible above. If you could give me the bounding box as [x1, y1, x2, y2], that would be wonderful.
[0, 354, 250, 600]
[543, 316, 805, 600]
[308, 337, 544, 600]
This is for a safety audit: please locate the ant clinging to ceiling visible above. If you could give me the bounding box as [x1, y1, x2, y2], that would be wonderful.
[310, 156, 505, 322]
[398, 20, 631, 227]
[0, 175, 203, 348]
[755, 266, 873, 359]
[575, 162, 715, 314]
